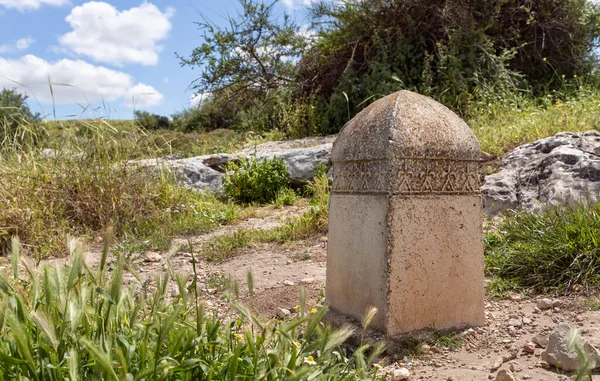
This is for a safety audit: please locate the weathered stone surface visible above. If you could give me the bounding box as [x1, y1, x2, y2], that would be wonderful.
[494, 369, 518, 381]
[135, 138, 333, 193]
[482, 131, 600, 215]
[540, 323, 600, 371]
[326, 90, 484, 337]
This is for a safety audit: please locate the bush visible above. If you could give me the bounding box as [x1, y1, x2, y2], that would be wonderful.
[0, 237, 385, 379]
[302, 0, 600, 120]
[223, 156, 290, 204]
[134, 110, 172, 130]
[0, 88, 44, 149]
[485, 202, 600, 293]
[171, 97, 240, 132]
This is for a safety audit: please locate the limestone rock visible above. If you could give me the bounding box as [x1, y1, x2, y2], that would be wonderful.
[532, 334, 549, 349]
[392, 367, 410, 381]
[540, 324, 600, 371]
[277, 308, 291, 319]
[536, 298, 554, 310]
[134, 137, 335, 193]
[495, 369, 518, 381]
[482, 131, 600, 215]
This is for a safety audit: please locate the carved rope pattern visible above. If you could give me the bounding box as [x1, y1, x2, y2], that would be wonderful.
[332, 158, 479, 195]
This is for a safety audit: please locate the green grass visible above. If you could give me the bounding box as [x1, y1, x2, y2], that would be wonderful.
[0, 120, 250, 258]
[484, 201, 600, 293]
[43, 120, 284, 159]
[584, 298, 600, 311]
[201, 173, 330, 262]
[0, 236, 386, 380]
[468, 86, 600, 156]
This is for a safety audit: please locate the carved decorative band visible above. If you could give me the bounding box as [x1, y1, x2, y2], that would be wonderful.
[332, 158, 479, 195]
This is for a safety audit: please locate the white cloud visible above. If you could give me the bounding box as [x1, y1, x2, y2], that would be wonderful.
[15, 37, 34, 50]
[0, 55, 163, 108]
[0, 37, 35, 53]
[124, 83, 164, 108]
[163, 77, 169, 84]
[190, 92, 209, 108]
[0, 0, 69, 11]
[58, 2, 174, 66]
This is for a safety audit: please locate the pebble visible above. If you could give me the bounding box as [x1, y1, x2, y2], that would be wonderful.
[282, 280, 295, 286]
[300, 278, 314, 284]
[507, 318, 522, 327]
[536, 298, 553, 310]
[523, 342, 536, 353]
[392, 367, 410, 381]
[277, 308, 291, 318]
[495, 369, 518, 381]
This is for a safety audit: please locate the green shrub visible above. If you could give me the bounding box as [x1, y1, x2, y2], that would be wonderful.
[485, 202, 600, 293]
[223, 156, 290, 204]
[274, 187, 299, 208]
[0, 237, 385, 379]
[134, 110, 172, 130]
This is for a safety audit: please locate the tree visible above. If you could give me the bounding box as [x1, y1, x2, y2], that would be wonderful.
[134, 110, 171, 130]
[0, 88, 42, 148]
[177, 0, 308, 109]
[0, 88, 41, 125]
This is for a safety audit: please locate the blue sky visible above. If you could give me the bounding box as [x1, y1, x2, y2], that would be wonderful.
[0, 0, 307, 120]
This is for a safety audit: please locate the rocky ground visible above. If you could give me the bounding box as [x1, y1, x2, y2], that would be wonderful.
[30, 202, 600, 380]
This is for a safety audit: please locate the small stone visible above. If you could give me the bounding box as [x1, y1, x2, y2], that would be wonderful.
[537, 298, 553, 310]
[419, 344, 431, 354]
[144, 252, 162, 263]
[277, 308, 291, 319]
[508, 292, 522, 302]
[522, 374, 532, 379]
[300, 278, 315, 285]
[392, 367, 410, 381]
[446, 377, 456, 381]
[282, 280, 295, 286]
[531, 334, 549, 348]
[575, 315, 585, 322]
[490, 357, 503, 371]
[523, 342, 536, 353]
[522, 317, 532, 325]
[533, 307, 541, 314]
[541, 323, 600, 371]
[507, 318, 522, 327]
[495, 369, 518, 381]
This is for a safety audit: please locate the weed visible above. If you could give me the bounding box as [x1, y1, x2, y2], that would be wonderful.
[292, 251, 312, 261]
[0, 121, 245, 257]
[433, 332, 464, 351]
[0, 236, 386, 379]
[274, 187, 299, 208]
[584, 299, 600, 311]
[223, 156, 290, 204]
[203, 229, 254, 262]
[485, 202, 600, 293]
[207, 272, 233, 292]
[486, 277, 521, 297]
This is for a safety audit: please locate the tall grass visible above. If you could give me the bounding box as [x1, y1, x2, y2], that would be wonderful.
[485, 201, 600, 293]
[0, 118, 245, 258]
[0, 237, 385, 379]
[468, 86, 600, 155]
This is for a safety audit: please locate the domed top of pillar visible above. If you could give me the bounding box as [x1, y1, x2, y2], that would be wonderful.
[332, 90, 480, 162]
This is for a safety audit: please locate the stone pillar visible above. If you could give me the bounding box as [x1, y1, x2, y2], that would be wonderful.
[326, 90, 484, 336]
